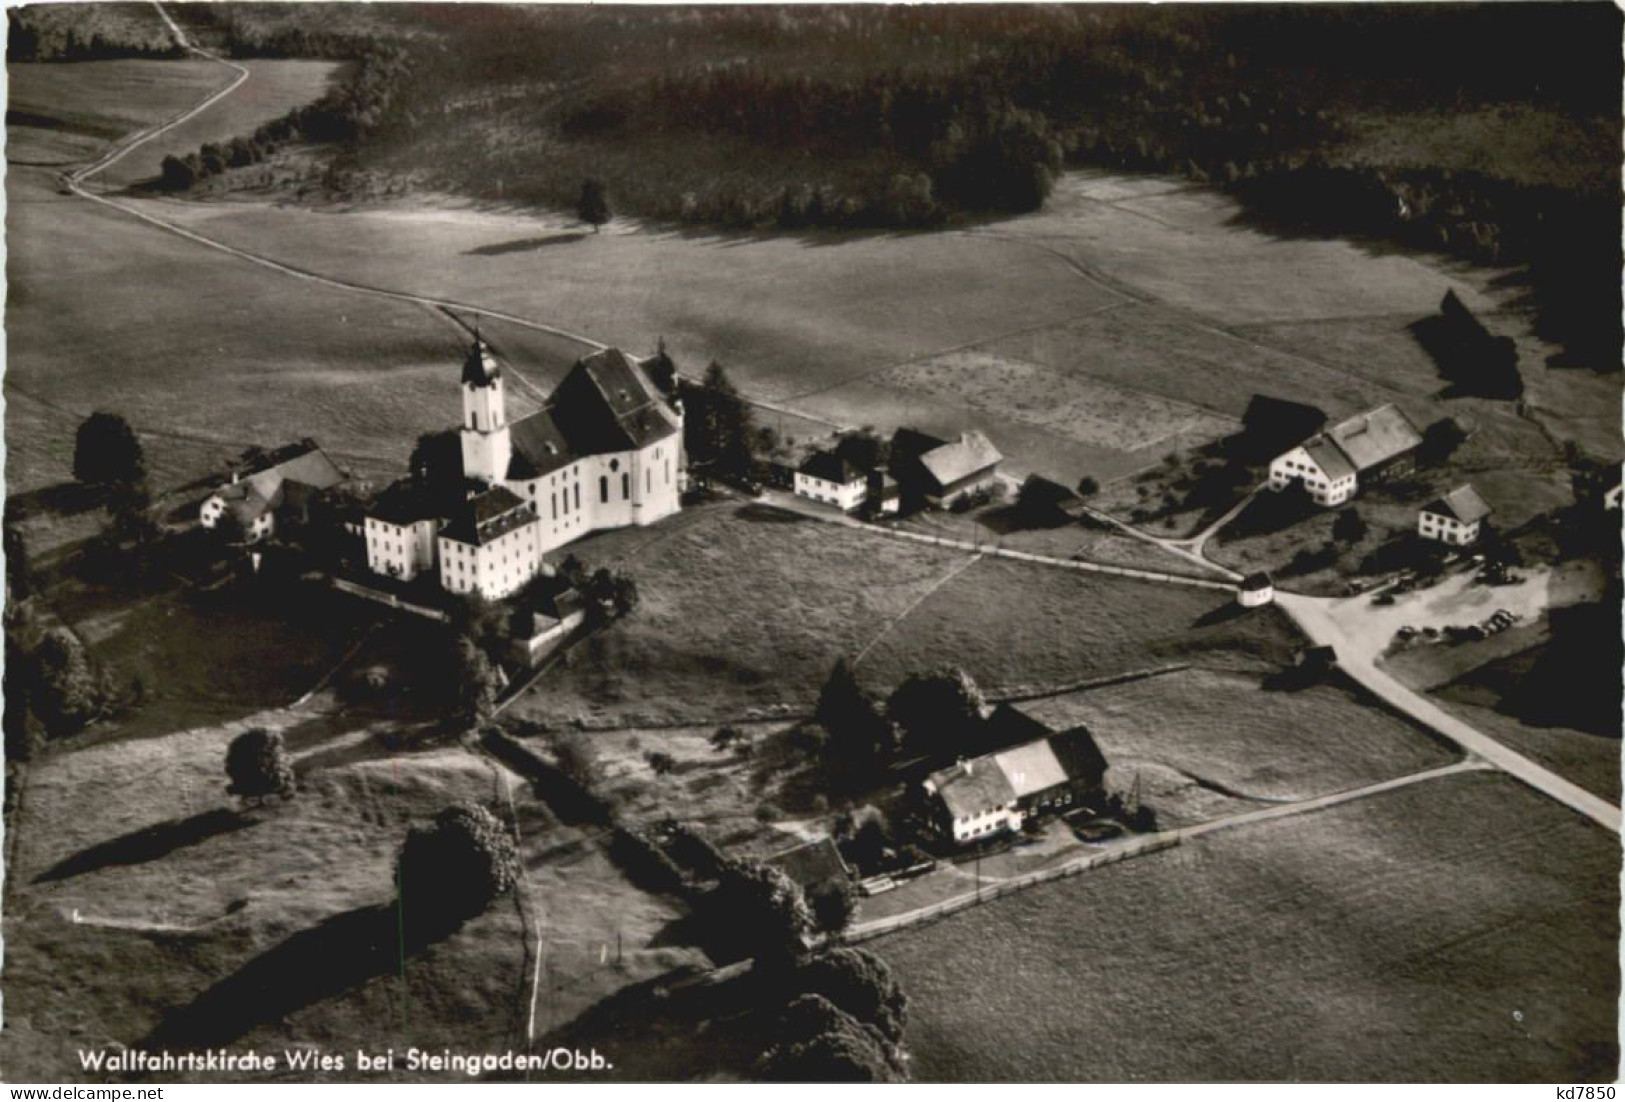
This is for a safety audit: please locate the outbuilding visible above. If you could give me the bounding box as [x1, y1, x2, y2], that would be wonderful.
[1237, 571, 1275, 607]
[1418, 484, 1492, 546]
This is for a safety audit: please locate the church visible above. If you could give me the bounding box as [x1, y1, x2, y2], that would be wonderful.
[363, 338, 684, 600]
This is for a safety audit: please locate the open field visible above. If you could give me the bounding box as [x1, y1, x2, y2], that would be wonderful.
[506, 502, 974, 727]
[876, 770, 1620, 1082]
[504, 502, 1300, 729]
[7, 60, 228, 166]
[878, 349, 1236, 454]
[1019, 668, 1455, 809]
[94, 59, 350, 190]
[857, 559, 1301, 695]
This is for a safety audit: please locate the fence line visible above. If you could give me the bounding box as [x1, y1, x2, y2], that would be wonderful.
[846, 833, 1181, 943]
[330, 577, 449, 621]
[874, 526, 1234, 591]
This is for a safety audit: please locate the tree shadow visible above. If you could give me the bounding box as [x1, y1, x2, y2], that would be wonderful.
[34, 808, 253, 883]
[464, 232, 589, 256]
[732, 503, 807, 524]
[1191, 602, 1248, 629]
[6, 480, 105, 522]
[143, 902, 404, 1050]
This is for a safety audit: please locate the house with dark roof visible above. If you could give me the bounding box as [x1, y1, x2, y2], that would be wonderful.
[364, 337, 685, 597]
[1267, 403, 1422, 507]
[200, 439, 347, 544]
[923, 708, 1108, 845]
[1418, 483, 1492, 546]
[764, 837, 852, 899]
[889, 428, 1003, 509]
[794, 449, 868, 512]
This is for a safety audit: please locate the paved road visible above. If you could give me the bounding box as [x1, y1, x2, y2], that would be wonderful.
[1277, 591, 1621, 833]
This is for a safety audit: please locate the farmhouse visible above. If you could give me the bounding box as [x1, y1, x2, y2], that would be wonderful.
[794, 449, 868, 511]
[1267, 403, 1422, 506]
[200, 439, 347, 543]
[923, 711, 1107, 846]
[1418, 484, 1492, 546]
[904, 430, 1004, 509]
[363, 337, 684, 596]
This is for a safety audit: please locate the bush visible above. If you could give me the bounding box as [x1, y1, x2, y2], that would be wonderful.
[795, 948, 910, 1043]
[224, 727, 296, 802]
[645, 750, 676, 775]
[397, 803, 519, 940]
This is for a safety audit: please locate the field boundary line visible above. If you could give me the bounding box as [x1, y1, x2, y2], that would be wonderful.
[851, 550, 984, 669]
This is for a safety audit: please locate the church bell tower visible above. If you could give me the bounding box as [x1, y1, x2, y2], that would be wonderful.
[460, 335, 511, 486]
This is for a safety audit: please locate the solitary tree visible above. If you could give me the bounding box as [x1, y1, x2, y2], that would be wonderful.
[685, 360, 757, 476]
[396, 802, 519, 942]
[1076, 476, 1101, 497]
[73, 412, 145, 492]
[886, 667, 986, 757]
[578, 178, 611, 233]
[224, 727, 296, 803]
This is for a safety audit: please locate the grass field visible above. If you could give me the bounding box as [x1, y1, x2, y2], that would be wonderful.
[506, 502, 974, 727]
[505, 503, 1298, 728]
[856, 558, 1300, 695]
[876, 770, 1620, 1082]
[93, 59, 350, 190]
[7, 60, 229, 165]
[0, 699, 694, 1082]
[1018, 668, 1454, 812]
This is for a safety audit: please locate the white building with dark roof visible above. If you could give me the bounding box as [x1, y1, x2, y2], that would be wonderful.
[794, 450, 868, 511]
[201, 439, 347, 543]
[1268, 403, 1422, 507]
[1418, 483, 1492, 546]
[364, 337, 684, 597]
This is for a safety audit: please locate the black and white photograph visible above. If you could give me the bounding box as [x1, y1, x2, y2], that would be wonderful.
[1, 0, 1620, 1087]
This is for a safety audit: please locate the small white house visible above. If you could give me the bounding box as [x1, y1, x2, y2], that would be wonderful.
[1237, 571, 1275, 607]
[794, 450, 868, 512]
[1605, 483, 1622, 511]
[1418, 484, 1492, 546]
